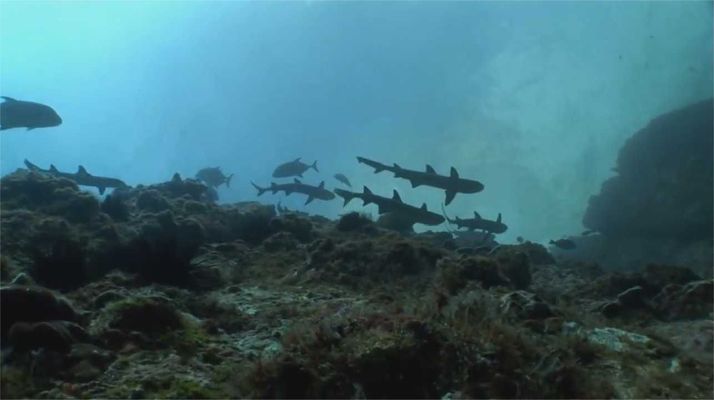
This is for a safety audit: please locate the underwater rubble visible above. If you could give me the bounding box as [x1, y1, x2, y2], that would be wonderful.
[0, 168, 712, 399]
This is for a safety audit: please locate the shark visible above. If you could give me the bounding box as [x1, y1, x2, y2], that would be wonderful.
[356, 156, 484, 205]
[251, 178, 335, 205]
[445, 210, 508, 235]
[24, 159, 129, 195]
[334, 186, 444, 226]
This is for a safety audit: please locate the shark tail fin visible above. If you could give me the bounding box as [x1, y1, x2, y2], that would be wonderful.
[311, 160, 319, 173]
[226, 174, 234, 188]
[334, 189, 355, 206]
[251, 181, 267, 196]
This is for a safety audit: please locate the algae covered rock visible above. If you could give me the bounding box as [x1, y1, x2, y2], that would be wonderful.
[0, 285, 79, 339]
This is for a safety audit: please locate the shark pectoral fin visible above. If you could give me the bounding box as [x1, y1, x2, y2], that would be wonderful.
[450, 167, 459, 178]
[98, 186, 106, 195]
[305, 196, 315, 205]
[445, 190, 456, 205]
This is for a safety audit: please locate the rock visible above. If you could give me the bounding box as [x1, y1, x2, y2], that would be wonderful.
[0, 286, 79, 339]
[490, 243, 555, 266]
[496, 251, 532, 290]
[336, 212, 374, 232]
[136, 190, 171, 212]
[586, 327, 650, 352]
[616, 286, 647, 308]
[269, 214, 313, 242]
[500, 291, 554, 321]
[99, 297, 182, 335]
[653, 279, 713, 320]
[8, 320, 89, 353]
[262, 231, 299, 252]
[642, 264, 700, 292]
[582, 99, 713, 272]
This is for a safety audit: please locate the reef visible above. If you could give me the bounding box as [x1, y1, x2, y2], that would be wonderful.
[0, 168, 712, 399]
[580, 98, 713, 277]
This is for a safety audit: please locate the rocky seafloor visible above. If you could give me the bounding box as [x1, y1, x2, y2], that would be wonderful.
[0, 169, 712, 399]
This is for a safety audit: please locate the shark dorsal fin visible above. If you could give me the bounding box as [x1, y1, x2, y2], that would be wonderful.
[294, 178, 301, 184]
[49, 164, 59, 173]
[393, 163, 401, 169]
[78, 165, 89, 175]
[318, 181, 325, 189]
[450, 167, 459, 178]
[392, 190, 402, 202]
[1, 96, 17, 102]
[294, 157, 301, 163]
[497, 213, 502, 223]
[473, 211, 481, 219]
[426, 164, 436, 174]
[420, 203, 427, 211]
[363, 186, 372, 195]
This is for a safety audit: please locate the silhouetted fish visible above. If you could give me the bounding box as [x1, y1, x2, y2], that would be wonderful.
[1, 97, 62, 131]
[333, 173, 352, 187]
[273, 158, 318, 178]
[549, 239, 576, 250]
[196, 167, 233, 188]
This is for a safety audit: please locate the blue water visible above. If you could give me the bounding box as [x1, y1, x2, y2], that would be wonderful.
[1, 1, 711, 243]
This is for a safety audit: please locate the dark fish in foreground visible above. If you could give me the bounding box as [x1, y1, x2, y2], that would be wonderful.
[195, 167, 233, 188]
[356, 156, 484, 205]
[252, 179, 335, 205]
[445, 211, 508, 235]
[333, 173, 352, 187]
[334, 186, 444, 226]
[1, 97, 62, 131]
[273, 158, 318, 178]
[549, 238, 576, 250]
[24, 159, 128, 195]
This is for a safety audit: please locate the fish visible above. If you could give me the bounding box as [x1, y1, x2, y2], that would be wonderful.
[549, 239, 576, 250]
[333, 173, 352, 188]
[272, 158, 318, 178]
[334, 186, 444, 226]
[195, 167, 233, 188]
[445, 211, 508, 235]
[356, 156, 484, 205]
[251, 178, 335, 205]
[24, 159, 128, 195]
[1, 97, 62, 131]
